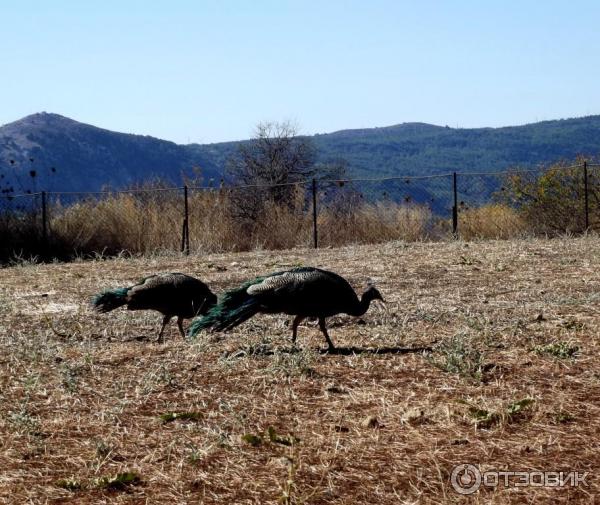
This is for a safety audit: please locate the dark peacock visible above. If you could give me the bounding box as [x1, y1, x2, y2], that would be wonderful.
[187, 267, 384, 349]
[92, 272, 217, 342]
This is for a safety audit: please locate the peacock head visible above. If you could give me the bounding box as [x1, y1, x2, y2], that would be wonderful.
[363, 285, 385, 304]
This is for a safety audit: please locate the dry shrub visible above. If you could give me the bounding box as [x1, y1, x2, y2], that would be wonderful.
[458, 204, 530, 240]
[48, 188, 314, 256]
[0, 188, 559, 262]
[226, 185, 313, 251]
[319, 202, 433, 246]
[500, 161, 600, 234]
[250, 201, 312, 250]
[187, 190, 241, 253]
[48, 194, 435, 256]
[50, 191, 182, 255]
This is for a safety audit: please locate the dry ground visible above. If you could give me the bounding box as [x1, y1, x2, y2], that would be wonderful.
[1, 237, 599, 504]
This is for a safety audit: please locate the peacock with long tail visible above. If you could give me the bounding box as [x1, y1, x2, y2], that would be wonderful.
[92, 272, 217, 342]
[187, 267, 384, 350]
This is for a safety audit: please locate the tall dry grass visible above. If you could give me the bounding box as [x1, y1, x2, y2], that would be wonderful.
[1, 190, 542, 262]
[50, 192, 184, 254]
[458, 204, 531, 240]
[43, 191, 444, 257]
[319, 201, 436, 246]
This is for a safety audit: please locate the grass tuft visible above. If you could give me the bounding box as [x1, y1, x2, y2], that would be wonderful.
[427, 333, 485, 380]
[534, 341, 580, 359]
[93, 472, 141, 490]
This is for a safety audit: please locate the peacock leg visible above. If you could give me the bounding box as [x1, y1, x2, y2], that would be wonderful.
[291, 315, 305, 344]
[318, 317, 335, 350]
[177, 316, 185, 339]
[157, 315, 171, 343]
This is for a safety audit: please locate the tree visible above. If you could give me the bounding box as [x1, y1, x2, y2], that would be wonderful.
[499, 159, 599, 234]
[226, 121, 344, 222]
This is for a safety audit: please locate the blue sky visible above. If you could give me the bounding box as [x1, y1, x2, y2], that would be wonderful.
[2, 1, 599, 143]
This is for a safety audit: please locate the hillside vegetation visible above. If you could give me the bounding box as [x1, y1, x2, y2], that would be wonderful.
[2, 113, 600, 196]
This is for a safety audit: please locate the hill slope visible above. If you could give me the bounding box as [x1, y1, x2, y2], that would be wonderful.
[1, 112, 600, 195]
[311, 118, 600, 176]
[0, 113, 222, 194]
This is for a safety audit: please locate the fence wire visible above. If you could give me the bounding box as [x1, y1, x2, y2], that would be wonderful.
[1, 163, 598, 261]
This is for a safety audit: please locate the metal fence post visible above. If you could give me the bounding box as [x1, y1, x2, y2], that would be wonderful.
[452, 172, 458, 237]
[41, 190, 48, 256]
[181, 185, 190, 255]
[583, 161, 589, 231]
[312, 178, 318, 248]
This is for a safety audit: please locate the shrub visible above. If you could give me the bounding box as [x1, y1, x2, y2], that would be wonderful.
[499, 160, 599, 234]
[458, 204, 530, 240]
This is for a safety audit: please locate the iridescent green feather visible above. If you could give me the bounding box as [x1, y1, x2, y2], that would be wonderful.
[91, 287, 129, 313]
[187, 275, 269, 337]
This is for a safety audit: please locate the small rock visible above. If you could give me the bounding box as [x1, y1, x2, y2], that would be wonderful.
[362, 416, 381, 429]
[325, 384, 348, 394]
[401, 408, 426, 426]
[268, 456, 293, 468]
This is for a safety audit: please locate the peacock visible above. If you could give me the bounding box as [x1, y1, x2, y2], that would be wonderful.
[187, 267, 384, 350]
[92, 272, 217, 342]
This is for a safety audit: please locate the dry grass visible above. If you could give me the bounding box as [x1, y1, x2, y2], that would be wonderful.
[49, 192, 438, 253]
[1, 237, 599, 503]
[318, 202, 436, 245]
[458, 204, 530, 240]
[2, 190, 522, 262]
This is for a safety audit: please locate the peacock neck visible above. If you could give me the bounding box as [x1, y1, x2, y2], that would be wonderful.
[348, 292, 372, 317]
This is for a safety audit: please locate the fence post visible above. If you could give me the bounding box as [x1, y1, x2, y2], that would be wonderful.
[41, 190, 48, 256]
[181, 185, 190, 255]
[452, 172, 458, 237]
[311, 178, 318, 248]
[583, 161, 589, 231]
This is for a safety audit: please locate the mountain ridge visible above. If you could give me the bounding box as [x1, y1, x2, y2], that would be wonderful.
[1, 112, 599, 196]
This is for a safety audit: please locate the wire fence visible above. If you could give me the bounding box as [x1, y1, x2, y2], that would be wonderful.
[1, 161, 599, 261]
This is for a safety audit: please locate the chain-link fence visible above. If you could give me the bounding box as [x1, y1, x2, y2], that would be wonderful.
[1, 162, 598, 262]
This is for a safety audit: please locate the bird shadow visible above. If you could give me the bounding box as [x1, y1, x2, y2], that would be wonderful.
[222, 344, 432, 359]
[122, 335, 157, 343]
[317, 345, 432, 356]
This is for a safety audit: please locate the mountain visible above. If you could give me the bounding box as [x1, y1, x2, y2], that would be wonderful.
[312, 118, 600, 177]
[0, 113, 223, 195]
[1, 112, 600, 197]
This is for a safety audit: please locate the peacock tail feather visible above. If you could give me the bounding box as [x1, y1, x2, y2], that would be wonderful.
[187, 275, 268, 337]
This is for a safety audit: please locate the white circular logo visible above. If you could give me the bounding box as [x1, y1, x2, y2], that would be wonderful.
[451, 464, 481, 495]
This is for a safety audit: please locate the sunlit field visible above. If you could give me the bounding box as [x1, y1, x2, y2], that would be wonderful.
[1, 237, 598, 503]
